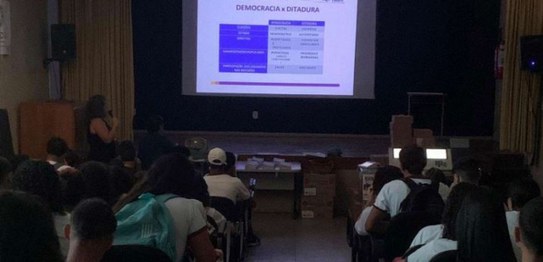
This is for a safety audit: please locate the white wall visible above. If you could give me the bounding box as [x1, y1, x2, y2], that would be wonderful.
[0, 0, 49, 153]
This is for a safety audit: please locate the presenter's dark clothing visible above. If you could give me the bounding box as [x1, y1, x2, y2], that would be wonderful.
[87, 119, 116, 163]
[138, 132, 175, 170]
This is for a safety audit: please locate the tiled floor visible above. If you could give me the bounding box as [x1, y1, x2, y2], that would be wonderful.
[245, 212, 351, 262]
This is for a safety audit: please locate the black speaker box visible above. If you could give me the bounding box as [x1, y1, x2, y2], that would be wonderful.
[0, 109, 14, 158]
[520, 35, 543, 72]
[51, 24, 76, 61]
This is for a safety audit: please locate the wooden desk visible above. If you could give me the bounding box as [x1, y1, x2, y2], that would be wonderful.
[236, 161, 302, 218]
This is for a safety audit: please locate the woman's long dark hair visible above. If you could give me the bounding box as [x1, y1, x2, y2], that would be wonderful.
[455, 189, 516, 262]
[85, 95, 107, 120]
[113, 153, 197, 213]
[441, 183, 479, 240]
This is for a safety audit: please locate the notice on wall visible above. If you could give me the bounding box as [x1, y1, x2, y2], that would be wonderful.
[0, 0, 11, 55]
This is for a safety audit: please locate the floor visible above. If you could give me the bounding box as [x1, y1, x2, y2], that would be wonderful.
[245, 212, 351, 262]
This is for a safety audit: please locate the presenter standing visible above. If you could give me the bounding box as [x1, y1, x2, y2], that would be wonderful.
[85, 95, 118, 163]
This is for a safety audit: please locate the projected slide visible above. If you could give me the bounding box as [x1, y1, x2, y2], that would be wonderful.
[197, 0, 359, 97]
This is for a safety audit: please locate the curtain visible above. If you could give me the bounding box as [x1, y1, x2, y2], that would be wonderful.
[60, 0, 134, 141]
[499, 0, 543, 162]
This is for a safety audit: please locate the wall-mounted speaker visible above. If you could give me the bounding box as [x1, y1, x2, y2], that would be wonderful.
[520, 35, 543, 73]
[51, 24, 76, 61]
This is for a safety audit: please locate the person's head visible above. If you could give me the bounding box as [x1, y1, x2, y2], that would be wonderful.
[65, 198, 116, 259]
[453, 157, 482, 185]
[208, 147, 228, 173]
[0, 190, 63, 262]
[11, 160, 63, 213]
[64, 150, 82, 168]
[117, 140, 136, 162]
[425, 167, 450, 186]
[79, 161, 113, 204]
[147, 153, 197, 197]
[86, 95, 108, 119]
[110, 166, 135, 200]
[507, 178, 541, 211]
[372, 165, 403, 195]
[145, 115, 164, 133]
[46, 137, 69, 158]
[9, 154, 29, 171]
[399, 144, 427, 176]
[456, 189, 516, 262]
[441, 182, 479, 240]
[0, 156, 11, 187]
[225, 151, 237, 176]
[516, 197, 543, 259]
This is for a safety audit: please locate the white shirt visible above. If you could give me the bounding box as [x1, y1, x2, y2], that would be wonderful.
[410, 224, 444, 247]
[54, 213, 71, 257]
[407, 238, 457, 262]
[164, 197, 207, 261]
[438, 182, 450, 202]
[354, 206, 373, 236]
[204, 174, 250, 203]
[373, 178, 432, 217]
[506, 210, 521, 262]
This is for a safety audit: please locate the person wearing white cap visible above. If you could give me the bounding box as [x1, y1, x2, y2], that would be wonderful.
[204, 148, 250, 204]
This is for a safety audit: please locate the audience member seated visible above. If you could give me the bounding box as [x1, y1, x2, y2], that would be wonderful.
[455, 189, 516, 262]
[0, 190, 63, 262]
[65, 198, 117, 262]
[204, 147, 250, 205]
[354, 165, 403, 236]
[11, 160, 71, 256]
[0, 156, 11, 189]
[86, 95, 118, 163]
[137, 114, 175, 170]
[365, 145, 433, 235]
[425, 168, 451, 201]
[505, 178, 541, 261]
[515, 197, 543, 262]
[79, 161, 114, 205]
[64, 149, 83, 168]
[451, 157, 482, 187]
[110, 165, 135, 203]
[113, 153, 218, 262]
[8, 154, 29, 171]
[111, 140, 142, 175]
[61, 171, 85, 211]
[46, 136, 70, 170]
[404, 183, 479, 262]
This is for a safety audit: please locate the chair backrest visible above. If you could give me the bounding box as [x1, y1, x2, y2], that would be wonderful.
[429, 250, 457, 262]
[209, 196, 238, 222]
[101, 245, 172, 262]
[383, 211, 440, 261]
[184, 137, 208, 161]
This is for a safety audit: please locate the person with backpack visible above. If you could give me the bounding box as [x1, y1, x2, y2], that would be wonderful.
[366, 144, 442, 235]
[112, 153, 219, 262]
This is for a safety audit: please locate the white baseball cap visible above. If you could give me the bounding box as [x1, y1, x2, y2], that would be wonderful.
[208, 147, 227, 166]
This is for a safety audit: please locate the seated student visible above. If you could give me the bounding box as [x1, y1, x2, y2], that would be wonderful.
[204, 147, 250, 204]
[455, 189, 516, 262]
[113, 153, 218, 262]
[0, 190, 63, 262]
[11, 160, 71, 256]
[79, 161, 114, 205]
[505, 178, 541, 261]
[365, 145, 432, 234]
[451, 157, 482, 187]
[137, 115, 175, 170]
[111, 140, 142, 175]
[0, 156, 11, 189]
[354, 165, 403, 236]
[425, 168, 451, 201]
[404, 183, 480, 262]
[65, 198, 117, 262]
[515, 197, 543, 262]
[46, 137, 70, 171]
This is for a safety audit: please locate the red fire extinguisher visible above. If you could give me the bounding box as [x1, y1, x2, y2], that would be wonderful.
[495, 41, 505, 79]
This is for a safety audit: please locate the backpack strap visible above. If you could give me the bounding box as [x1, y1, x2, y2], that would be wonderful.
[401, 177, 418, 190]
[155, 193, 179, 204]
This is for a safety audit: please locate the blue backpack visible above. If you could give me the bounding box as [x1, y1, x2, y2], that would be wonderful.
[114, 193, 178, 261]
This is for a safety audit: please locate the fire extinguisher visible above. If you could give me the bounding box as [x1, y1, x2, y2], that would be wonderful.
[494, 41, 504, 79]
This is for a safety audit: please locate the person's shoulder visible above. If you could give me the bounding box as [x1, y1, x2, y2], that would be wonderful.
[165, 196, 202, 208]
[383, 179, 408, 190]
